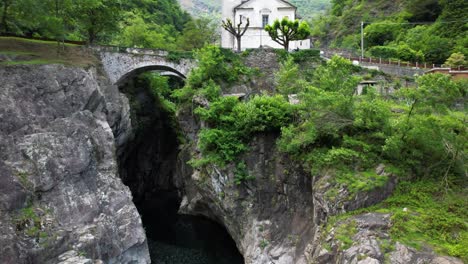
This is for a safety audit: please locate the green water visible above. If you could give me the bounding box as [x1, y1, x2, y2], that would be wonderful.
[140, 194, 244, 264]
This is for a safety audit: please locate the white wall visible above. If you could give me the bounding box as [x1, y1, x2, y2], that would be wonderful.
[221, 0, 311, 51]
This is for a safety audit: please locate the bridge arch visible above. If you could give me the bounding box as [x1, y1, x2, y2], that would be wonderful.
[93, 46, 196, 85]
[116, 65, 186, 86]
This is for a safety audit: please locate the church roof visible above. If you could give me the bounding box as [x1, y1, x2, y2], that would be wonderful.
[234, 0, 297, 10]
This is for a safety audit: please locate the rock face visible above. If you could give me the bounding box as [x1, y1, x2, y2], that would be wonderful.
[177, 131, 402, 264]
[0, 65, 150, 263]
[179, 133, 315, 264]
[308, 213, 464, 264]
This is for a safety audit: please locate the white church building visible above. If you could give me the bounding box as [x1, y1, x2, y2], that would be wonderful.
[221, 0, 311, 51]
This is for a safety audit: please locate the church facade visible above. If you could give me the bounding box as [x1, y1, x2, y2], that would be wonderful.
[221, 0, 311, 51]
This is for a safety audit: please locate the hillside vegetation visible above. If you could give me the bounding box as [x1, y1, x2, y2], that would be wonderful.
[0, 0, 217, 51]
[312, 0, 468, 64]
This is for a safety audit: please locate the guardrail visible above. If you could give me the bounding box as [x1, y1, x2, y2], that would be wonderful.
[321, 49, 466, 71]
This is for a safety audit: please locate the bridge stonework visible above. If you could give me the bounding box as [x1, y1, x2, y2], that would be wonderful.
[92, 46, 196, 85]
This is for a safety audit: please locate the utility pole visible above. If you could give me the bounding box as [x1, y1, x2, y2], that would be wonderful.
[361, 21, 364, 59]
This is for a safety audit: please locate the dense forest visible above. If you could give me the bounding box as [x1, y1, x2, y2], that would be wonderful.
[311, 0, 468, 64]
[0, 0, 218, 50]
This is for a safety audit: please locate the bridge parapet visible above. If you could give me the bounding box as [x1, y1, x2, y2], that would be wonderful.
[90, 45, 169, 56]
[91, 46, 197, 85]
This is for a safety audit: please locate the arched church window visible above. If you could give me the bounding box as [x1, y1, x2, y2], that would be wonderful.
[262, 15, 269, 27]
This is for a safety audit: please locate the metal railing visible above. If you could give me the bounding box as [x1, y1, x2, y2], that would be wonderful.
[320, 48, 466, 71]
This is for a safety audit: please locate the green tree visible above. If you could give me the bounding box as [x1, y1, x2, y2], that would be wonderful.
[177, 17, 218, 50]
[445, 52, 467, 68]
[405, 0, 442, 22]
[120, 0, 190, 33]
[364, 21, 401, 47]
[436, 0, 468, 38]
[69, 0, 121, 44]
[383, 73, 465, 178]
[116, 13, 176, 49]
[264, 18, 311, 51]
[275, 56, 308, 96]
[0, 0, 12, 33]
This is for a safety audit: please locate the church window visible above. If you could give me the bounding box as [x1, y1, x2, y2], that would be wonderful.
[262, 15, 269, 27]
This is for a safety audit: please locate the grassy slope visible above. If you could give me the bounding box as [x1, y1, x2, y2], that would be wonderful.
[0, 37, 98, 67]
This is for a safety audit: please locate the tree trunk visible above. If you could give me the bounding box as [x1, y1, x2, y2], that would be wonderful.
[0, 0, 10, 34]
[88, 28, 95, 45]
[236, 36, 241, 52]
[284, 41, 289, 51]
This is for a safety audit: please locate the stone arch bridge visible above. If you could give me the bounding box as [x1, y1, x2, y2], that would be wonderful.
[92, 46, 197, 85]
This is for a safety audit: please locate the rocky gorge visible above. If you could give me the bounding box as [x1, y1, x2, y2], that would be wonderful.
[0, 49, 464, 264]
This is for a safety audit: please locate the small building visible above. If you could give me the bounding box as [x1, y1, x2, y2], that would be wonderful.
[425, 68, 468, 80]
[221, 0, 311, 51]
[356, 81, 379, 95]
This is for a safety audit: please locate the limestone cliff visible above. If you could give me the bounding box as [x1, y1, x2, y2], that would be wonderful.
[0, 65, 149, 263]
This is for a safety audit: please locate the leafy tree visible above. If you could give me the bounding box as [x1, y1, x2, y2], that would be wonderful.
[0, 0, 12, 33]
[0, 0, 65, 37]
[404, 25, 453, 64]
[369, 44, 424, 62]
[312, 55, 360, 95]
[383, 74, 465, 178]
[264, 17, 311, 50]
[69, 0, 121, 44]
[116, 12, 176, 49]
[177, 17, 218, 50]
[278, 56, 363, 158]
[445, 52, 467, 68]
[405, 0, 442, 22]
[436, 0, 468, 38]
[275, 56, 308, 96]
[330, 0, 349, 16]
[363, 21, 401, 47]
[120, 0, 190, 33]
[221, 17, 250, 52]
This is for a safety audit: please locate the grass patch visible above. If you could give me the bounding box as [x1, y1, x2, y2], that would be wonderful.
[2, 59, 69, 65]
[0, 37, 97, 67]
[0, 37, 78, 46]
[379, 181, 468, 261]
[324, 169, 389, 200]
[336, 170, 389, 194]
[335, 220, 358, 250]
[0, 50, 37, 56]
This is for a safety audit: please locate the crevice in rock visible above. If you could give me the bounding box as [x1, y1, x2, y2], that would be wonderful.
[115, 73, 244, 264]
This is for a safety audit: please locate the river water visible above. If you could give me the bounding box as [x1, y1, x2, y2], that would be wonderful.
[138, 193, 244, 264]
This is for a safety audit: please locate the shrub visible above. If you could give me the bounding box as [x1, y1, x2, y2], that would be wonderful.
[369, 44, 423, 62]
[364, 21, 401, 46]
[445, 52, 467, 67]
[234, 162, 255, 185]
[194, 95, 293, 166]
